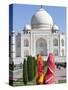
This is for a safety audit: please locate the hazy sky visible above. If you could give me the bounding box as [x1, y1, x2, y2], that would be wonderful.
[11, 4, 66, 32]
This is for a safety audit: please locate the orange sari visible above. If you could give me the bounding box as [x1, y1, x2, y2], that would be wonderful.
[36, 54, 44, 84]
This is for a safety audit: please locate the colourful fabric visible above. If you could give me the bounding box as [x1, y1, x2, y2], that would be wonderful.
[44, 53, 56, 84]
[44, 68, 56, 84]
[47, 53, 56, 72]
[36, 54, 44, 84]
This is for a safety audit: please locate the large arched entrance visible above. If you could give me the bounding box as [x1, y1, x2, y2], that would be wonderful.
[36, 38, 47, 56]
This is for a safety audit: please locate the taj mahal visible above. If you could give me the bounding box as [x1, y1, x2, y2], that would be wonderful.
[9, 7, 66, 65]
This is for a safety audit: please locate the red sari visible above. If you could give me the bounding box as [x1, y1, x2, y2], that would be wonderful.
[44, 53, 56, 84]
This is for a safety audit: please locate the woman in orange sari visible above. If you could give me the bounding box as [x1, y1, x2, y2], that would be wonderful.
[36, 54, 44, 84]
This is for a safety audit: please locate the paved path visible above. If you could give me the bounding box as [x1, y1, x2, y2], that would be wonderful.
[9, 69, 23, 80]
[55, 67, 66, 81]
[9, 67, 66, 82]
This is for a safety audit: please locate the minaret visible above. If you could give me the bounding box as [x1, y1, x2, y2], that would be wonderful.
[9, 30, 16, 64]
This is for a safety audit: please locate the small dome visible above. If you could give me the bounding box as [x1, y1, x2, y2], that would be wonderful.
[10, 30, 15, 34]
[24, 24, 31, 30]
[12, 30, 15, 33]
[31, 8, 53, 29]
[53, 25, 59, 30]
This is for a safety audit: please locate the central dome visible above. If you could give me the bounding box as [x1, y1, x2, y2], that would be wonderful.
[31, 8, 53, 29]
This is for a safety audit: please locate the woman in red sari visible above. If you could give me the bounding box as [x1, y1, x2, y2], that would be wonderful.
[36, 54, 44, 84]
[44, 53, 57, 84]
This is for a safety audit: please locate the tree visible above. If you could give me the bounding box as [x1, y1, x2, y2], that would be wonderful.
[9, 61, 14, 70]
[27, 56, 36, 81]
[32, 57, 36, 77]
[23, 59, 28, 85]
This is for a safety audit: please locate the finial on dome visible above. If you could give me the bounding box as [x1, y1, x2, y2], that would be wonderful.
[39, 5, 44, 11]
[39, 5, 45, 11]
[40, 5, 44, 9]
[41, 5, 43, 8]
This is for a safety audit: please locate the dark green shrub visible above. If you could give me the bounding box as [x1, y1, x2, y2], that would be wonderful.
[9, 61, 15, 70]
[32, 57, 36, 77]
[23, 59, 28, 85]
[27, 56, 36, 81]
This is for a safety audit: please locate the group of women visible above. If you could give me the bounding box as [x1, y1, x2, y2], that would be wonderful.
[36, 53, 57, 84]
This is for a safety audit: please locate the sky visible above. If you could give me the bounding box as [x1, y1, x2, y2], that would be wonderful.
[10, 4, 66, 32]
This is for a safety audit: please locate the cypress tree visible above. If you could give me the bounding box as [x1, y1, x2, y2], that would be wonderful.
[32, 57, 36, 77]
[23, 59, 28, 85]
[27, 56, 36, 81]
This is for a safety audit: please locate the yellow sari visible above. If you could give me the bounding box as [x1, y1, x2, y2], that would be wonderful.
[36, 54, 44, 84]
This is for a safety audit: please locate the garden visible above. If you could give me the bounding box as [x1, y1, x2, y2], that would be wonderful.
[9, 55, 66, 86]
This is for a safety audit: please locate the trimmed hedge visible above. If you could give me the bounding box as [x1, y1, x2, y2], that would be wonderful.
[27, 56, 36, 81]
[23, 56, 36, 84]
[23, 59, 28, 85]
